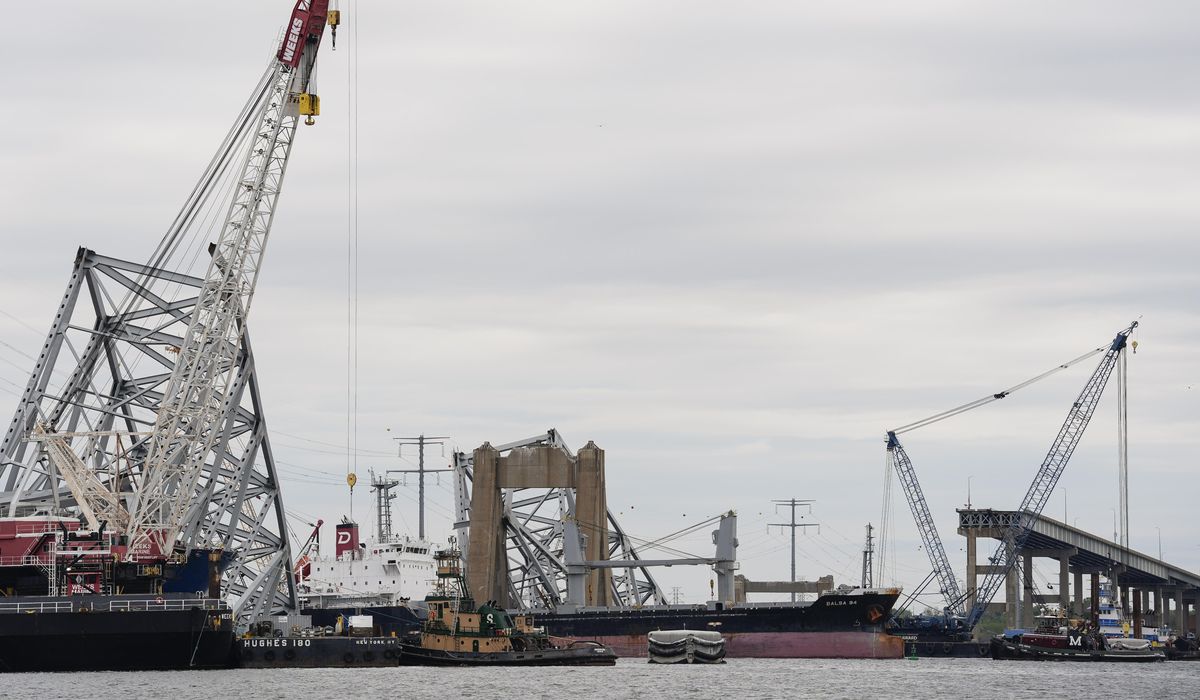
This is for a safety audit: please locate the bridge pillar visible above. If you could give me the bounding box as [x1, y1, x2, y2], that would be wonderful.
[1058, 556, 1069, 612]
[1022, 553, 1035, 627]
[1133, 589, 1143, 638]
[1154, 588, 1165, 627]
[1090, 574, 1100, 625]
[1073, 570, 1083, 616]
[1176, 589, 1186, 633]
[1005, 558, 1020, 630]
[1140, 589, 1150, 627]
[965, 529, 977, 615]
[1119, 584, 1130, 615]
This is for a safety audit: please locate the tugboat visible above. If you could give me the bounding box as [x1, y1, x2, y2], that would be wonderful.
[398, 546, 617, 666]
[990, 613, 1165, 662]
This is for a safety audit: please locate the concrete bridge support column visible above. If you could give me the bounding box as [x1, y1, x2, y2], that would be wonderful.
[1133, 590, 1143, 638]
[1073, 570, 1083, 616]
[1090, 574, 1100, 625]
[1022, 553, 1035, 627]
[964, 530, 977, 615]
[1140, 590, 1150, 627]
[1058, 557, 1070, 612]
[1176, 589, 1186, 633]
[1155, 588, 1165, 628]
[1005, 561, 1020, 630]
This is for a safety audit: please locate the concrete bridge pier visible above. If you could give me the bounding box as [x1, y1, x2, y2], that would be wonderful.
[1022, 553, 1034, 629]
[1176, 589, 1186, 632]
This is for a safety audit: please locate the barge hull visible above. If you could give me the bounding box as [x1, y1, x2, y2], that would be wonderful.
[568, 630, 902, 659]
[0, 607, 234, 672]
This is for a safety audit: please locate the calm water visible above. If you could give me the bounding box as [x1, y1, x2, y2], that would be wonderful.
[8, 658, 1200, 699]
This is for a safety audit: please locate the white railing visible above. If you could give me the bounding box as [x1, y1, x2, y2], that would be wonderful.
[0, 597, 227, 614]
[0, 601, 74, 614]
[107, 598, 226, 612]
[8, 521, 78, 536]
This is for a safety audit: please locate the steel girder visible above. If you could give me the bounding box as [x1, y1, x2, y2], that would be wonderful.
[0, 248, 295, 623]
[451, 430, 666, 609]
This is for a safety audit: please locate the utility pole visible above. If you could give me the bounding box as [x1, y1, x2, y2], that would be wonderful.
[861, 523, 875, 589]
[770, 499, 817, 602]
[391, 434, 450, 540]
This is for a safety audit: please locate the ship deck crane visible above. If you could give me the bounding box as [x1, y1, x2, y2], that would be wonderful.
[885, 323, 1136, 622]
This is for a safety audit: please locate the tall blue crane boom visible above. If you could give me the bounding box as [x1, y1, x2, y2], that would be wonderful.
[964, 321, 1138, 629]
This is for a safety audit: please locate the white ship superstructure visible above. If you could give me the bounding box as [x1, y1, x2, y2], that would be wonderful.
[1096, 578, 1170, 643]
[297, 518, 436, 608]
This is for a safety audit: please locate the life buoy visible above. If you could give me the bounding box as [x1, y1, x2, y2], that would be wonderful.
[977, 644, 989, 657]
[942, 643, 954, 655]
[922, 643, 936, 656]
[343, 652, 355, 664]
[154, 596, 164, 605]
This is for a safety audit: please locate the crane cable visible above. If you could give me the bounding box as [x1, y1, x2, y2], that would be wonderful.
[889, 345, 1108, 436]
[346, 0, 360, 515]
[879, 340, 1115, 590]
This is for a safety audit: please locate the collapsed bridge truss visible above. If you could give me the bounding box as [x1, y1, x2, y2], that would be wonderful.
[0, 248, 294, 622]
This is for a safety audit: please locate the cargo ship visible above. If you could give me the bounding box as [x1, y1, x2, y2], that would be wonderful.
[0, 516, 236, 672]
[533, 587, 904, 659]
[294, 516, 903, 659]
[296, 518, 434, 636]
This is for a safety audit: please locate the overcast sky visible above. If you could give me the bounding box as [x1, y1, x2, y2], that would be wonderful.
[2, 1, 1197, 607]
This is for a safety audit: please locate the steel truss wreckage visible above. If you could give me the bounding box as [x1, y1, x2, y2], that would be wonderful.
[452, 430, 669, 609]
[0, 248, 295, 622]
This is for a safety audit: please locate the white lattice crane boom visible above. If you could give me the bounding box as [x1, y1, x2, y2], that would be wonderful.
[125, 0, 333, 559]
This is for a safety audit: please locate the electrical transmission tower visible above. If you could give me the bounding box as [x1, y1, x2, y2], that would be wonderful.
[770, 498, 817, 602]
[391, 434, 450, 539]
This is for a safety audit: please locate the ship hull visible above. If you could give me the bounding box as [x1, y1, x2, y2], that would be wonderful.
[0, 603, 235, 672]
[397, 642, 617, 666]
[580, 630, 901, 659]
[533, 591, 904, 659]
[238, 636, 402, 668]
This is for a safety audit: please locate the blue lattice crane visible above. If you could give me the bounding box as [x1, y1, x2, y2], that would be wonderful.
[964, 322, 1138, 630]
[884, 321, 1137, 628]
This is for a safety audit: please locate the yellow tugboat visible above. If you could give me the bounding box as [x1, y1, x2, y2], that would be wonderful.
[398, 548, 616, 666]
